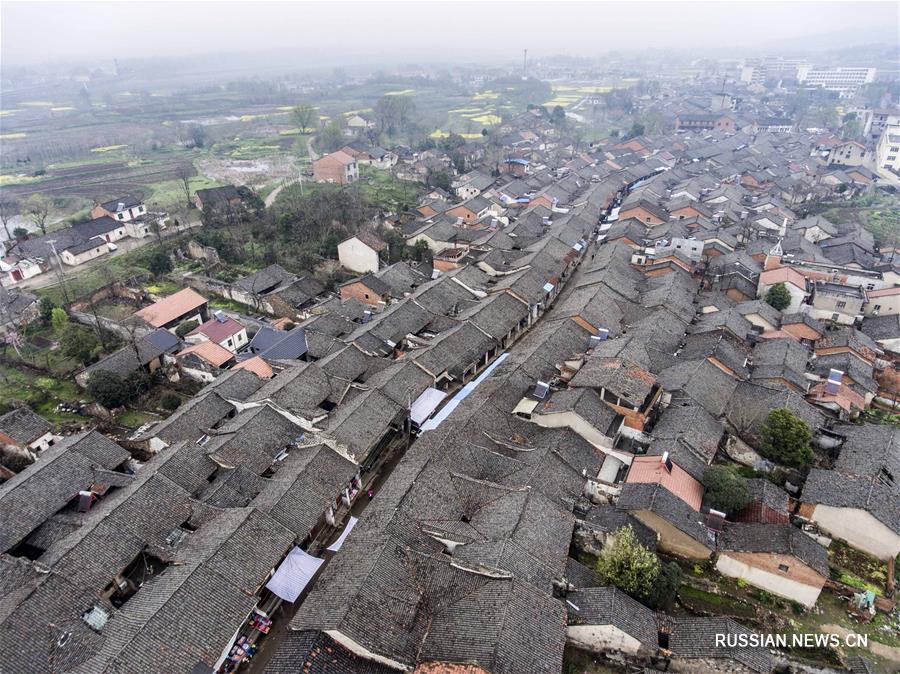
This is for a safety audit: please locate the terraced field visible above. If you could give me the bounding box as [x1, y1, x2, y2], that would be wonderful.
[0, 158, 198, 205]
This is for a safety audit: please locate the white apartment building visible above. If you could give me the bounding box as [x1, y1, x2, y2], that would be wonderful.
[796, 65, 876, 97]
[876, 124, 900, 172]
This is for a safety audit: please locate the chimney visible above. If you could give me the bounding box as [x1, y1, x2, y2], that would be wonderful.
[117, 202, 125, 212]
[77, 490, 94, 512]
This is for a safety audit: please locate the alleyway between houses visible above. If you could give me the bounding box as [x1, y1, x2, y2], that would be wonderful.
[243, 215, 608, 674]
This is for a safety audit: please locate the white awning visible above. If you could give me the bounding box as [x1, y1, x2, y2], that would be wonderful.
[265, 547, 324, 603]
[410, 387, 447, 425]
[326, 516, 358, 552]
[421, 353, 509, 432]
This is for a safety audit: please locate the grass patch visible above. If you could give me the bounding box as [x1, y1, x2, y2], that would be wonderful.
[90, 144, 129, 153]
[792, 591, 900, 650]
[36, 243, 175, 305]
[0, 174, 42, 186]
[828, 539, 888, 595]
[209, 296, 252, 313]
[469, 114, 501, 125]
[146, 174, 220, 211]
[0, 363, 90, 425]
[678, 584, 757, 618]
[117, 408, 156, 429]
[358, 165, 423, 212]
[142, 279, 182, 296]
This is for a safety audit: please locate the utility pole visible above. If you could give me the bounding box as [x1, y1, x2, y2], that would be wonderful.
[46, 239, 70, 305]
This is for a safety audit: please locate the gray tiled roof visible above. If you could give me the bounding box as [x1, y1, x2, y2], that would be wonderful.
[670, 617, 773, 673]
[566, 586, 658, 649]
[803, 468, 899, 533]
[0, 407, 53, 445]
[0, 430, 128, 554]
[718, 523, 829, 576]
[617, 483, 711, 549]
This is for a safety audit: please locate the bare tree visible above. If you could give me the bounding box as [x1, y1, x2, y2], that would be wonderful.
[23, 193, 52, 235]
[0, 197, 18, 243]
[177, 166, 193, 209]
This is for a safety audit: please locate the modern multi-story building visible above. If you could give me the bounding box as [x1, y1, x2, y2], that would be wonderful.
[796, 65, 876, 97]
[862, 108, 900, 144]
[876, 124, 900, 172]
[741, 59, 876, 97]
[740, 57, 809, 85]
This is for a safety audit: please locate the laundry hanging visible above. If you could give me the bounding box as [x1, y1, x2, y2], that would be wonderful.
[326, 516, 358, 552]
[265, 547, 324, 603]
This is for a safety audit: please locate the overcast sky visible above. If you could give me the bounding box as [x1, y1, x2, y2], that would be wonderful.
[2, 1, 898, 67]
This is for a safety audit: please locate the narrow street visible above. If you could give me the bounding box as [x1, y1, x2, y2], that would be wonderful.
[237, 205, 610, 673]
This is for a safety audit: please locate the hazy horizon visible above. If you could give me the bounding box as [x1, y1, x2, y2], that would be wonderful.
[2, 1, 899, 69]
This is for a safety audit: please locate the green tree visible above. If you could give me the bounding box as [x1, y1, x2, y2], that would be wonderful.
[625, 121, 645, 140]
[38, 297, 56, 324]
[594, 525, 659, 599]
[148, 250, 172, 276]
[60, 326, 101, 366]
[87, 369, 132, 408]
[159, 390, 181, 411]
[702, 466, 750, 513]
[13, 227, 28, 239]
[373, 94, 416, 137]
[291, 103, 317, 133]
[642, 561, 682, 611]
[317, 120, 346, 153]
[764, 282, 792, 311]
[551, 105, 567, 126]
[51, 307, 69, 333]
[760, 408, 813, 468]
[426, 170, 452, 192]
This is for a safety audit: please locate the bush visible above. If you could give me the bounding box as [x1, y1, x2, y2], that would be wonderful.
[38, 297, 55, 324]
[60, 326, 102, 366]
[175, 319, 199, 338]
[759, 408, 813, 468]
[148, 250, 173, 276]
[642, 561, 682, 611]
[594, 525, 659, 600]
[51, 307, 69, 334]
[764, 282, 792, 311]
[702, 466, 750, 513]
[159, 391, 181, 411]
[87, 370, 132, 409]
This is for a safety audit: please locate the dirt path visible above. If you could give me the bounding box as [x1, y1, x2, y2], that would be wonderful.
[821, 624, 900, 663]
[263, 139, 317, 208]
[264, 181, 291, 208]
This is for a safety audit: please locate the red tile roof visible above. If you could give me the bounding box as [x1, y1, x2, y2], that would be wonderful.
[232, 356, 273, 379]
[626, 455, 704, 511]
[187, 316, 244, 343]
[135, 288, 208, 328]
[176, 341, 234, 367]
